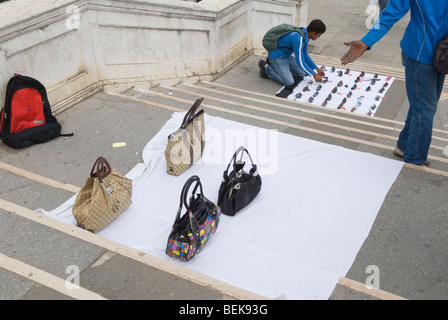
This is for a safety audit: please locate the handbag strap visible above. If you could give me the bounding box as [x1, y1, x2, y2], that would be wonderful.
[223, 146, 257, 178]
[180, 98, 204, 129]
[90, 156, 112, 183]
[173, 175, 204, 221]
[181, 175, 204, 212]
[172, 175, 206, 241]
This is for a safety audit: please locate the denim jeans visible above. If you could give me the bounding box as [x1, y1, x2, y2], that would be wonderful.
[265, 56, 307, 87]
[398, 51, 446, 165]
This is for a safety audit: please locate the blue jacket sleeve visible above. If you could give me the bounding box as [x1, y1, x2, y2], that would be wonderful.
[304, 51, 318, 71]
[291, 33, 316, 76]
[361, 0, 410, 49]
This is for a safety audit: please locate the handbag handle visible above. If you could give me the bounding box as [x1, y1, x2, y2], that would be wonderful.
[181, 175, 204, 212]
[223, 146, 257, 177]
[90, 156, 112, 182]
[180, 98, 204, 129]
[172, 175, 205, 240]
[173, 175, 204, 222]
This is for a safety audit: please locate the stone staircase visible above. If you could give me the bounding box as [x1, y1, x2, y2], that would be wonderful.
[108, 78, 448, 178]
[1, 55, 448, 301]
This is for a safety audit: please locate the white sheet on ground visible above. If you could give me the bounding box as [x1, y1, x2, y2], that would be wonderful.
[42, 113, 403, 300]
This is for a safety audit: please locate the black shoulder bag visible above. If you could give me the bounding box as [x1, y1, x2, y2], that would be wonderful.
[434, 32, 448, 74]
[218, 147, 262, 216]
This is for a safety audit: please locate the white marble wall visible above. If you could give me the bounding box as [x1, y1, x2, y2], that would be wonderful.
[0, 0, 307, 112]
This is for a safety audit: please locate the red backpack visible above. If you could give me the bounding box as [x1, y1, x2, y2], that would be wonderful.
[0, 74, 72, 148]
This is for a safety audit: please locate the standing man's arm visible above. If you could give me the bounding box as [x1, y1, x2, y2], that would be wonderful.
[341, 0, 410, 65]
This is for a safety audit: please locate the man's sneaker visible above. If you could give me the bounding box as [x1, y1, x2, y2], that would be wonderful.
[259, 60, 268, 79]
[275, 86, 293, 98]
[393, 145, 430, 166]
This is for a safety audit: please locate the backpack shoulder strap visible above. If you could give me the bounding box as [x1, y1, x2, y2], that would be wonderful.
[1, 75, 21, 135]
[294, 27, 305, 39]
[276, 27, 306, 50]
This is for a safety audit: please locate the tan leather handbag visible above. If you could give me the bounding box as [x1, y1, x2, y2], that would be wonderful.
[165, 98, 205, 176]
[73, 157, 132, 233]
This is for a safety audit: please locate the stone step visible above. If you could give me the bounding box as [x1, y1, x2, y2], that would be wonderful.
[116, 81, 448, 177]
[310, 53, 448, 90]
[0, 89, 405, 302]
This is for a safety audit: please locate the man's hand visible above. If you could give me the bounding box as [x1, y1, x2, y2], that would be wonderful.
[313, 73, 323, 83]
[341, 41, 369, 65]
[316, 68, 325, 77]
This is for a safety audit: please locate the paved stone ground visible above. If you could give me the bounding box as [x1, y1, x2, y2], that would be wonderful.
[1, 0, 447, 303]
[307, 0, 409, 69]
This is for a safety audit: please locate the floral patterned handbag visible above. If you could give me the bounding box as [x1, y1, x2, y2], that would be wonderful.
[166, 175, 221, 261]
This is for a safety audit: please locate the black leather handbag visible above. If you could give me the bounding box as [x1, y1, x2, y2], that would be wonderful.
[218, 147, 262, 216]
[166, 175, 221, 261]
[434, 32, 448, 74]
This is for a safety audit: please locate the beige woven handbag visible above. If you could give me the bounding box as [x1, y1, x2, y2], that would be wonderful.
[165, 98, 206, 176]
[73, 157, 132, 233]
